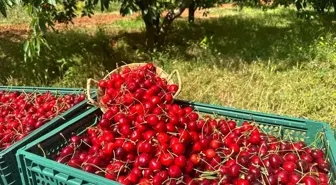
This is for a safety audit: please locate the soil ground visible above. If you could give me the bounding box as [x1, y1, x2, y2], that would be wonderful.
[0, 3, 235, 36]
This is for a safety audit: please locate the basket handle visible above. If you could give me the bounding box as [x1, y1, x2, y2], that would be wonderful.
[86, 78, 100, 107]
[167, 70, 182, 98]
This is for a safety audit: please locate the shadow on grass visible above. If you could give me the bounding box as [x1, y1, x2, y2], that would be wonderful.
[1, 8, 336, 86]
[0, 29, 138, 87]
[164, 9, 336, 69]
[110, 9, 336, 70]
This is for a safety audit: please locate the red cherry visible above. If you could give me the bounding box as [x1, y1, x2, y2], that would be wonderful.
[236, 179, 250, 185]
[149, 159, 162, 171]
[168, 165, 182, 178]
[160, 153, 174, 166]
[174, 155, 187, 168]
[171, 143, 185, 155]
[282, 161, 297, 172]
[229, 164, 241, 177]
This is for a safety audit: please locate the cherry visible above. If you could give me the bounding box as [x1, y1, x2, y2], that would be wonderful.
[61, 146, 74, 156]
[149, 159, 162, 171]
[276, 170, 289, 184]
[114, 147, 126, 160]
[229, 164, 241, 177]
[67, 158, 81, 169]
[266, 175, 278, 185]
[311, 149, 324, 159]
[249, 134, 261, 145]
[209, 139, 222, 149]
[139, 178, 151, 185]
[168, 84, 179, 94]
[236, 179, 250, 185]
[245, 173, 256, 182]
[250, 155, 262, 166]
[284, 153, 298, 162]
[143, 130, 156, 141]
[139, 141, 154, 153]
[268, 154, 283, 169]
[282, 161, 297, 172]
[168, 165, 182, 178]
[127, 172, 139, 184]
[174, 155, 187, 168]
[289, 172, 301, 184]
[130, 129, 143, 141]
[302, 176, 317, 185]
[143, 168, 153, 178]
[227, 120, 236, 129]
[296, 160, 309, 172]
[160, 153, 174, 166]
[146, 115, 159, 126]
[123, 142, 136, 153]
[317, 160, 330, 172]
[301, 153, 313, 163]
[318, 172, 328, 183]
[238, 155, 250, 166]
[204, 148, 216, 159]
[152, 174, 164, 185]
[158, 170, 169, 181]
[157, 132, 170, 144]
[190, 154, 200, 165]
[172, 143, 185, 155]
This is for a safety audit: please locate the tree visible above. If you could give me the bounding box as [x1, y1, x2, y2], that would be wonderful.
[1, 0, 219, 59]
[119, 0, 193, 48]
[119, 0, 219, 48]
[1, 0, 97, 60]
[187, 0, 219, 23]
[231, 0, 336, 15]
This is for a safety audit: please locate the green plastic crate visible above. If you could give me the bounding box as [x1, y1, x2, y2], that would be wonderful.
[0, 86, 86, 91]
[0, 86, 94, 185]
[16, 100, 336, 185]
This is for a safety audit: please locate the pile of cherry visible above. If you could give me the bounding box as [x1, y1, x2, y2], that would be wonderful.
[0, 91, 85, 150]
[56, 63, 331, 185]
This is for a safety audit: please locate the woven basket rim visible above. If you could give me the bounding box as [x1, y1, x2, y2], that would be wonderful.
[103, 63, 174, 84]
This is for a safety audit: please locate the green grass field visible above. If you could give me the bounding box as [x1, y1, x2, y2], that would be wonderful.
[1, 6, 336, 126]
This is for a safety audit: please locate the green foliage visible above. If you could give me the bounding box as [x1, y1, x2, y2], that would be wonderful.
[0, 0, 218, 60]
[234, 0, 336, 14]
[0, 0, 105, 61]
[309, 0, 333, 12]
[0, 0, 19, 17]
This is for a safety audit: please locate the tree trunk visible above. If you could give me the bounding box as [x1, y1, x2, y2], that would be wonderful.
[188, 1, 196, 23]
[158, 0, 191, 45]
[136, 0, 159, 49]
[142, 11, 160, 49]
[138, 0, 191, 48]
[145, 22, 156, 49]
[334, 0, 336, 16]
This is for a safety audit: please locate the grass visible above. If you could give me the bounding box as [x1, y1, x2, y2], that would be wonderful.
[0, 5, 30, 25]
[94, 2, 121, 13]
[0, 2, 121, 25]
[1, 6, 336, 127]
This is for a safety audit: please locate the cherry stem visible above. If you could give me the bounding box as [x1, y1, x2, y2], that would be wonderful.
[59, 133, 69, 145]
[38, 144, 46, 158]
[83, 162, 106, 174]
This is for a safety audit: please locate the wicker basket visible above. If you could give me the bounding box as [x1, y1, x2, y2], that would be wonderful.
[87, 63, 181, 112]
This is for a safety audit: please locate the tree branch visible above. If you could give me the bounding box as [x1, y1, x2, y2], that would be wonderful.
[160, 0, 193, 33]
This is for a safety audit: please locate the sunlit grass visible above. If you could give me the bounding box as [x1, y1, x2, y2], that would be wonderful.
[0, 5, 30, 25]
